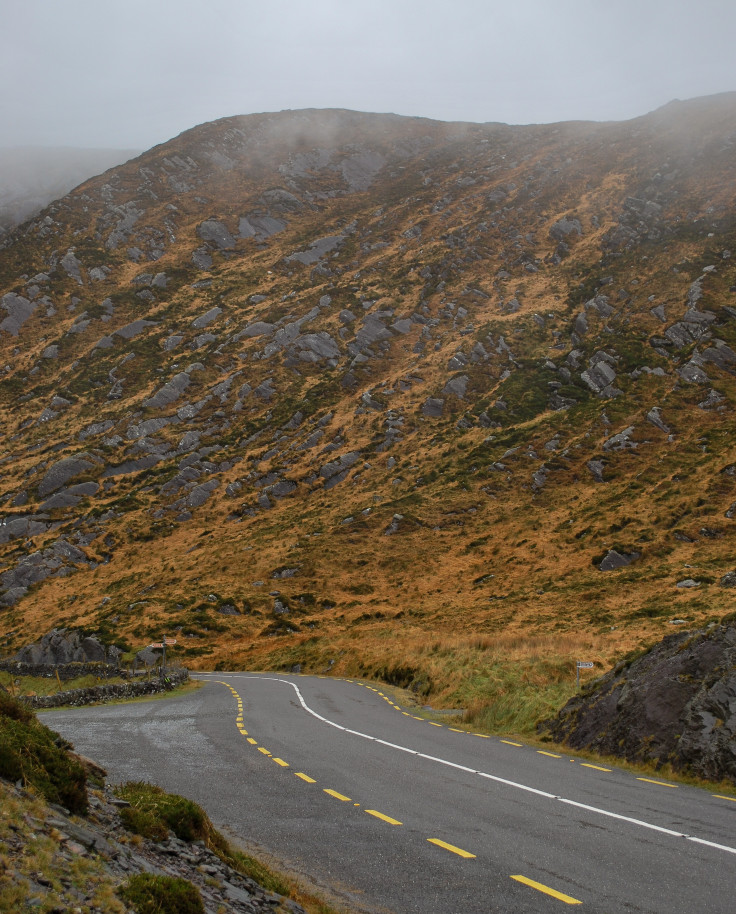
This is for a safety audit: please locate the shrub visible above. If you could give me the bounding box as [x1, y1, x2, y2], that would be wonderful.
[118, 874, 204, 914]
[0, 690, 87, 813]
[115, 782, 207, 842]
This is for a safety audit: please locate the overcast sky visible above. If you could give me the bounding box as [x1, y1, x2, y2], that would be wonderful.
[1, 0, 735, 151]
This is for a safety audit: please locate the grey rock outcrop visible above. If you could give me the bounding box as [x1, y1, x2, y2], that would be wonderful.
[143, 371, 191, 409]
[540, 622, 736, 783]
[598, 549, 640, 571]
[1, 292, 37, 336]
[192, 306, 222, 329]
[37, 456, 97, 497]
[549, 217, 582, 241]
[1, 538, 91, 605]
[0, 514, 49, 544]
[443, 375, 469, 399]
[12, 628, 109, 665]
[422, 397, 444, 418]
[319, 452, 361, 488]
[197, 218, 236, 249]
[581, 351, 621, 398]
[646, 407, 671, 434]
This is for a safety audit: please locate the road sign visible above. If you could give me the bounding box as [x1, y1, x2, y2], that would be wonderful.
[148, 642, 164, 648]
[163, 637, 177, 645]
[576, 660, 594, 689]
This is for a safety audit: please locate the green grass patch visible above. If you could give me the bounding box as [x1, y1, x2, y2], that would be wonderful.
[0, 690, 88, 813]
[0, 670, 128, 697]
[462, 666, 579, 735]
[119, 873, 203, 914]
[115, 782, 208, 841]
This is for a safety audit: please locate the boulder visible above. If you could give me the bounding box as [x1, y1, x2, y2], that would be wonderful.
[549, 218, 582, 242]
[442, 375, 469, 399]
[540, 622, 736, 783]
[143, 372, 191, 409]
[598, 549, 640, 571]
[13, 628, 106, 665]
[1, 292, 37, 337]
[197, 219, 236, 250]
[422, 398, 444, 418]
[37, 456, 96, 497]
[191, 307, 222, 329]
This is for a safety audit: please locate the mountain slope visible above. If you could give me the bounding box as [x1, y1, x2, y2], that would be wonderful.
[1, 97, 735, 710]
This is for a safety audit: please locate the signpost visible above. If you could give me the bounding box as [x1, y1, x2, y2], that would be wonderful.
[576, 660, 594, 689]
[148, 637, 177, 675]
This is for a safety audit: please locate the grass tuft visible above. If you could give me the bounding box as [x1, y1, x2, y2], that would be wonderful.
[118, 873, 204, 914]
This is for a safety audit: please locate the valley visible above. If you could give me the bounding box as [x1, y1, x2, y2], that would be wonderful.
[1, 97, 735, 725]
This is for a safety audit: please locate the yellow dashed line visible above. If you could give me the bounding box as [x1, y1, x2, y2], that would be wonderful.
[637, 778, 677, 788]
[449, 728, 463, 733]
[258, 747, 271, 756]
[324, 789, 351, 802]
[501, 740, 522, 747]
[713, 794, 736, 803]
[429, 722, 443, 727]
[537, 750, 561, 758]
[365, 809, 403, 825]
[427, 838, 476, 859]
[511, 875, 581, 905]
[581, 763, 611, 772]
[272, 758, 289, 768]
[247, 738, 257, 745]
[474, 733, 490, 738]
[295, 772, 316, 784]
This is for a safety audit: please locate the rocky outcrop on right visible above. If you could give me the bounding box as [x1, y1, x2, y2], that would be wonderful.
[540, 621, 736, 783]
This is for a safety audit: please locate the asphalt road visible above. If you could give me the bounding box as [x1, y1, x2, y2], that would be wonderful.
[42, 673, 736, 913]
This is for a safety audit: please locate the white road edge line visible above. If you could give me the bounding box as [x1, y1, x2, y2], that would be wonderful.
[202, 675, 736, 857]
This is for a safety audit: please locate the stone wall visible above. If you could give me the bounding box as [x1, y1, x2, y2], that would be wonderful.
[21, 669, 189, 709]
[0, 660, 122, 681]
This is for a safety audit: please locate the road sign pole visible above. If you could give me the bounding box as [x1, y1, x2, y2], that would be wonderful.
[576, 660, 594, 688]
[162, 636, 166, 675]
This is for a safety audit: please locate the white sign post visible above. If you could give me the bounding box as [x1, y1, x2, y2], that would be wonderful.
[148, 637, 176, 676]
[576, 660, 594, 689]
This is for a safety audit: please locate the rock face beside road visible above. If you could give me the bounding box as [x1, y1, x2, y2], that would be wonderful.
[540, 621, 736, 783]
[12, 627, 118, 665]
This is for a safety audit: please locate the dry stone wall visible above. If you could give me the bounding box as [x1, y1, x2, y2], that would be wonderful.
[21, 669, 189, 709]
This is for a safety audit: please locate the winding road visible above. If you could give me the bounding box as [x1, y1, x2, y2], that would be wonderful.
[43, 673, 736, 913]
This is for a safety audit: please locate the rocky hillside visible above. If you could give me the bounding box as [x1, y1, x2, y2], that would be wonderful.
[1, 97, 735, 706]
[540, 620, 736, 783]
